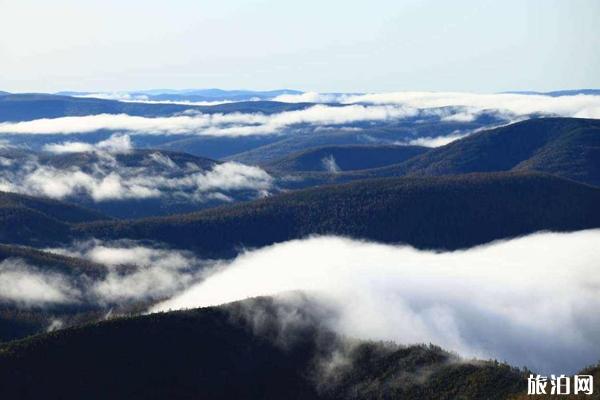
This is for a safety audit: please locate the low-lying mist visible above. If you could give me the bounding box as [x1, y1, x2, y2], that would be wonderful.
[0, 240, 208, 306]
[152, 230, 600, 374]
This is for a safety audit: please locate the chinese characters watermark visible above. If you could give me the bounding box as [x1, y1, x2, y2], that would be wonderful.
[528, 374, 594, 395]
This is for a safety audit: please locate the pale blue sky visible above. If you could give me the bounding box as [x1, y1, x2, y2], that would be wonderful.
[0, 0, 598, 93]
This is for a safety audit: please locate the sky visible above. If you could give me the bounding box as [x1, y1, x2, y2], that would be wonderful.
[0, 0, 599, 93]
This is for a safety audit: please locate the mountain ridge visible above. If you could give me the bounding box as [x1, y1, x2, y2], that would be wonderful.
[74, 172, 600, 256]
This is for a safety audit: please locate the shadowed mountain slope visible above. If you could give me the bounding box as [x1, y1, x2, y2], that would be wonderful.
[0, 296, 529, 400]
[0, 191, 108, 246]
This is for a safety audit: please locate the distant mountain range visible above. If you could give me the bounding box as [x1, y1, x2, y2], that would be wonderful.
[55, 88, 303, 102]
[505, 89, 600, 96]
[0, 92, 510, 161]
[0, 93, 310, 123]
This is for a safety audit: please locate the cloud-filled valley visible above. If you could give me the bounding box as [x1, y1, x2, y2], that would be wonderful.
[0, 136, 273, 204]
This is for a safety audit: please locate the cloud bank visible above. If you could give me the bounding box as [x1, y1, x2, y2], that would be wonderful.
[0, 137, 273, 202]
[152, 230, 600, 374]
[0, 104, 420, 137]
[274, 91, 600, 119]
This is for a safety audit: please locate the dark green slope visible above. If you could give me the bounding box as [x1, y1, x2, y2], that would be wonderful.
[76, 172, 600, 257]
[0, 296, 527, 400]
[265, 144, 428, 172]
[0, 191, 109, 246]
[226, 119, 495, 165]
[511, 123, 600, 186]
[372, 118, 600, 186]
[0, 244, 106, 278]
[0, 191, 108, 223]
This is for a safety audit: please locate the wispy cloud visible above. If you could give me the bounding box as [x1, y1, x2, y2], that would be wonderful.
[40, 239, 208, 304]
[321, 155, 340, 173]
[407, 132, 470, 147]
[152, 230, 600, 374]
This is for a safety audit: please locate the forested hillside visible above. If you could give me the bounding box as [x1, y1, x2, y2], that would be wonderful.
[76, 172, 600, 257]
[0, 296, 529, 400]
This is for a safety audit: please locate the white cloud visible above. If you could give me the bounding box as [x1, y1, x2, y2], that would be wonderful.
[321, 155, 340, 173]
[43, 141, 95, 153]
[46, 240, 207, 303]
[0, 259, 80, 305]
[43, 134, 133, 154]
[0, 104, 419, 136]
[273, 91, 340, 103]
[407, 133, 470, 147]
[152, 230, 600, 374]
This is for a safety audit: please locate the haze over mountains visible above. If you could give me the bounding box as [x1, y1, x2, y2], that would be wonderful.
[0, 89, 599, 399]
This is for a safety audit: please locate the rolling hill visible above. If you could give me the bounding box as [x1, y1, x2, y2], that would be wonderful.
[264, 144, 428, 172]
[0, 296, 529, 400]
[371, 117, 600, 186]
[76, 172, 600, 257]
[226, 117, 505, 165]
